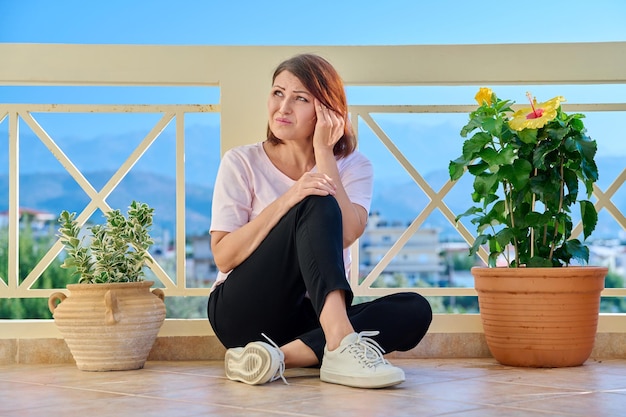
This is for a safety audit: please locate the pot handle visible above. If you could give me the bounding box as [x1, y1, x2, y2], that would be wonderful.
[152, 288, 165, 301]
[48, 292, 67, 314]
[104, 290, 120, 325]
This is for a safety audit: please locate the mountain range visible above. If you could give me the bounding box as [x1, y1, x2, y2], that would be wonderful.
[1, 124, 625, 239]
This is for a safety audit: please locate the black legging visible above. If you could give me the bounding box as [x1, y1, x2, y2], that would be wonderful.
[207, 195, 432, 363]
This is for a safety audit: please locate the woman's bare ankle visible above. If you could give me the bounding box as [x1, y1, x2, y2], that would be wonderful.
[325, 328, 354, 351]
[319, 290, 355, 351]
[281, 340, 319, 368]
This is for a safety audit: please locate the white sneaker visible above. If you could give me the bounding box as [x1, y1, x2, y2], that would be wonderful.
[320, 331, 405, 388]
[224, 334, 288, 385]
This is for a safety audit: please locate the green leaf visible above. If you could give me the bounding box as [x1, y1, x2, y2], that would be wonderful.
[467, 161, 489, 176]
[526, 257, 554, 267]
[487, 252, 500, 267]
[473, 173, 499, 197]
[449, 159, 466, 181]
[575, 135, 597, 162]
[517, 128, 538, 144]
[484, 193, 500, 206]
[562, 167, 579, 202]
[510, 158, 532, 189]
[460, 117, 482, 138]
[547, 124, 569, 141]
[482, 116, 503, 137]
[525, 211, 548, 228]
[477, 147, 498, 165]
[495, 98, 514, 113]
[580, 200, 598, 239]
[563, 239, 590, 264]
[494, 228, 514, 248]
[481, 146, 516, 171]
[463, 132, 492, 160]
[569, 115, 586, 132]
[454, 206, 482, 223]
[469, 234, 490, 257]
[475, 205, 504, 234]
[488, 235, 501, 254]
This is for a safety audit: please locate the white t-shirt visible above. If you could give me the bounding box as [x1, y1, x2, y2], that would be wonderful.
[210, 141, 373, 289]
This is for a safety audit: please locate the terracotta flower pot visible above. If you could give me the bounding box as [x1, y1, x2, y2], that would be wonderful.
[471, 266, 607, 367]
[48, 281, 166, 371]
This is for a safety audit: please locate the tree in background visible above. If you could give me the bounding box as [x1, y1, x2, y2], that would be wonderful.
[0, 215, 74, 319]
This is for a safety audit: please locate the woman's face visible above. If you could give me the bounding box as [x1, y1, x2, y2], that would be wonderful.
[267, 70, 317, 142]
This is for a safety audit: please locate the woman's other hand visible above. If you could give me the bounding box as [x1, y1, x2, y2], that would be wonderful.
[285, 172, 336, 206]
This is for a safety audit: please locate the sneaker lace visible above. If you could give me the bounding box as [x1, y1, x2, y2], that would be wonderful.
[344, 331, 389, 368]
[261, 333, 289, 385]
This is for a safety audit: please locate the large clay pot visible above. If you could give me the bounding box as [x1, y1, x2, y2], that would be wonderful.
[472, 266, 607, 368]
[48, 281, 166, 371]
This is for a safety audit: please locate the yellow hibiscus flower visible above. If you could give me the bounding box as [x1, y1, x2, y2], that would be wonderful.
[474, 87, 493, 106]
[509, 93, 565, 131]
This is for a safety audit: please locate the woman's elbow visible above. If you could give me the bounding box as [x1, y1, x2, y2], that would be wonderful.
[213, 256, 234, 274]
[211, 250, 232, 273]
[343, 230, 364, 248]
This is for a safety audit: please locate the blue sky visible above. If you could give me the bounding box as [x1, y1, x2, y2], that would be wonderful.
[2, 0, 626, 45]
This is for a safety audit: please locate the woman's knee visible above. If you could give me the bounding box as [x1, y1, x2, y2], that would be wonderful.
[400, 292, 432, 323]
[298, 195, 341, 220]
[375, 292, 432, 331]
[295, 195, 343, 240]
[398, 292, 433, 347]
[306, 194, 340, 212]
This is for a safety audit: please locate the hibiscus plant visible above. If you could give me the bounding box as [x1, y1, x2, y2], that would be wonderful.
[449, 88, 600, 267]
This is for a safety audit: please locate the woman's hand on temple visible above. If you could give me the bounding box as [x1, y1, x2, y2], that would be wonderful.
[313, 98, 345, 151]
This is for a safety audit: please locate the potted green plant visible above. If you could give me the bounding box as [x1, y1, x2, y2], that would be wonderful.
[48, 201, 166, 371]
[449, 88, 608, 367]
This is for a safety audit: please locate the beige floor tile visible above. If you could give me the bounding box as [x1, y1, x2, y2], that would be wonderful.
[1, 358, 625, 417]
[508, 391, 626, 416]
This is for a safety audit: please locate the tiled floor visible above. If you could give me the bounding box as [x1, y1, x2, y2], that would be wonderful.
[1, 358, 626, 417]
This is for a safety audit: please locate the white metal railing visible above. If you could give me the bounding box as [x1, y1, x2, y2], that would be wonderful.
[1, 43, 625, 338]
[1, 104, 217, 298]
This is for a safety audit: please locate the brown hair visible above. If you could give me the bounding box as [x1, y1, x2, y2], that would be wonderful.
[266, 53, 356, 158]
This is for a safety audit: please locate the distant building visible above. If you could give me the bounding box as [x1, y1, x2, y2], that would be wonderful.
[189, 233, 217, 287]
[360, 212, 446, 285]
[0, 207, 56, 235]
[189, 212, 449, 287]
[589, 242, 626, 277]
